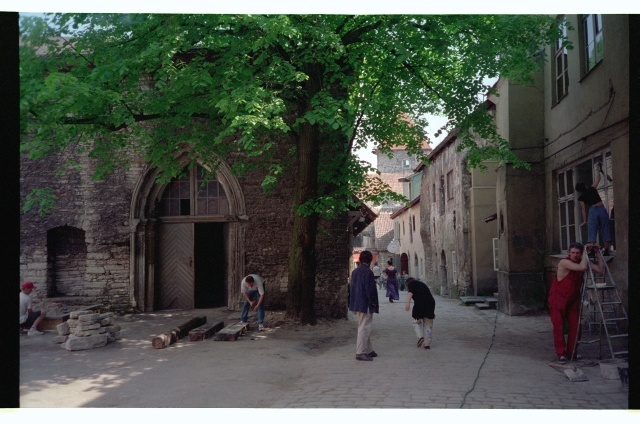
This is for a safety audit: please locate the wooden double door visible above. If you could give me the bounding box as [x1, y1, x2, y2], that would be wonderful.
[156, 222, 226, 310]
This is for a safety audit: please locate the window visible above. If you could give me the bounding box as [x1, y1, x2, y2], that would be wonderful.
[446, 170, 454, 200]
[554, 17, 569, 103]
[409, 216, 413, 243]
[556, 149, 613, 252]
[432, 184, 436, 203]
[402, 159, 411, 169]
[439, 176, 445, 215]
[583, 14, 603, 73]
[492, 238, 499, 271]
[159, 165, 229, 216]
[451, 250, 457, 285]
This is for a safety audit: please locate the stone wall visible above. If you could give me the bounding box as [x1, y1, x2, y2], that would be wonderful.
[20, 140, 350, 319]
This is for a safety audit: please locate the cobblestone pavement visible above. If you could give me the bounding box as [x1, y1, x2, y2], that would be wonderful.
[18, 288, 632, 415]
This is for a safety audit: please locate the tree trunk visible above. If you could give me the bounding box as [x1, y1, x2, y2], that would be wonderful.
[286, 63, 322, 325]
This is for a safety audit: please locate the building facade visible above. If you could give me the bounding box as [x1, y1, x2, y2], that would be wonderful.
[20, 140, 352, 319]
[419, 131, 498, 297]
[491, 14, 628, 314]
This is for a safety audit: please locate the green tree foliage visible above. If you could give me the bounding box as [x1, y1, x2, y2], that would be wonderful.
[20, 14, 563, 323]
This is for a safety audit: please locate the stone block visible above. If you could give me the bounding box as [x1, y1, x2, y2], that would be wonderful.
[53, 335, 68, 344]
[64, 333, 108, 351]
[56, 322, 70, 336]
[104, 324, 121, 334]
[70, 310, 93, 319]
[76, 323, 101, 331]
[79, 313, 101, 322]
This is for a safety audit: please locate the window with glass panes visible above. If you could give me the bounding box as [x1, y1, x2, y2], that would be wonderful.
[554, 17, 569, 103]
[556, 149, 613, 252]
[583, 14, 603, 73]
[159, 165, 229, 217]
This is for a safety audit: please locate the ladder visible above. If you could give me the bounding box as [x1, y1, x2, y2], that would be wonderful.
[575, 249, 628, 360]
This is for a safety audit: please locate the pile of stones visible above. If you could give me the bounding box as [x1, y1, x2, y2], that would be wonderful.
[54, 310, 122, 351]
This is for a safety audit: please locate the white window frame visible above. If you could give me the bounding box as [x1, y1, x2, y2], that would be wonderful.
[556, 149, 613, 253]
[583, 14, 603, 73]
[554, 16, 569, 103]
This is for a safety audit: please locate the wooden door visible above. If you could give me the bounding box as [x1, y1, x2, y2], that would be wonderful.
[157, 223, 195, 309]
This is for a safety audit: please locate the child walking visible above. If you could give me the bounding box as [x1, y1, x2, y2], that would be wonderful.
[404, 277, 436, 349]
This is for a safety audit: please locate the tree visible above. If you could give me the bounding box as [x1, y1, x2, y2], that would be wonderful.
[20, 14, 564, 324]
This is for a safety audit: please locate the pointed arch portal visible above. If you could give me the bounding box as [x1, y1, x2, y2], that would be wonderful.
[129, 154, 247, 311]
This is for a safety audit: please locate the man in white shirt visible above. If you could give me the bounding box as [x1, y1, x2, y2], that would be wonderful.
[371, 262, 382, 289]
[240, 274, 265, 332]
[19, 281, 46, 335]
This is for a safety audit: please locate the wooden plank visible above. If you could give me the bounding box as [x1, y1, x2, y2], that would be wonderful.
[189, 321, 225, 341]
[152, 316, 207, 349]
[460, 296, 488, 304]
[214, 322, 247, 341]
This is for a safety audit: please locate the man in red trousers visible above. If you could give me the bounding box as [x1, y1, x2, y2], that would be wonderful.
[548, 242, 602, 363]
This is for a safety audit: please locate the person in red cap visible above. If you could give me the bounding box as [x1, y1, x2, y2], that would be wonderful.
[19, 281, 46, 335]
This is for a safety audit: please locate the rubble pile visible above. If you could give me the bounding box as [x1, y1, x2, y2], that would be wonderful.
[54, 310, 122, 351]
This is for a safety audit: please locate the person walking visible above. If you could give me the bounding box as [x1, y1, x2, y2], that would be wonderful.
[404, 278, 436, 349]
[240, 274, 266, 332]
[548, 242, 602, 363]
[372, 262, 382, 289]
[19, 281, 46, 335]
[383, 260, 399, 303]
[349, 250, 379, 361]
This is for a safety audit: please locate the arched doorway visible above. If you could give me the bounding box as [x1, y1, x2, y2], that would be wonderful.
[400, 253, 409, 275]
[130, 154, 246, 311]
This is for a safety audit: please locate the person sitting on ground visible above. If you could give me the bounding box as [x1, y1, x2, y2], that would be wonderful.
[240, 274, 266, 332]
[19, 281, 47, 336]
[404, 278, 436, 350]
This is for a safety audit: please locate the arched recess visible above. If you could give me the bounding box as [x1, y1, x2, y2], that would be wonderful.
[129, 153, 247, 311]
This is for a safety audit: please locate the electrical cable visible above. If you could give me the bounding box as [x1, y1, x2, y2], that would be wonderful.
[459, 306, 499, 408]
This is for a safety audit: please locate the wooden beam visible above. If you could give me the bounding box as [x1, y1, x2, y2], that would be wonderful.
[152, 316, 207, 349]
[188, 321, 225, 341]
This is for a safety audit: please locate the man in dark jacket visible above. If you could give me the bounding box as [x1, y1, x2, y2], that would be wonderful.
[349, 250, 379, 361]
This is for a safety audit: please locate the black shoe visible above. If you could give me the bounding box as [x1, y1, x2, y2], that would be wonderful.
[602, 249, 610, 256]
[356, 354, 373, 361]
[423, 345, 431, 350]
[367, 351, 378, 358]
[417, 337, 424, 348]
[389, 298, 393, 303]
[558, 355, 568, 364]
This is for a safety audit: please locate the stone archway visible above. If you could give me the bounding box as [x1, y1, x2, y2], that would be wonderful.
[129, 154, 247, 311]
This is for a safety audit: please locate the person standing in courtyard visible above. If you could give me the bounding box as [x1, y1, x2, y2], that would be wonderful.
[19, 281, 47, 335]
[404, 277, 436, 349]
[372, 261, 382, 289]
[349, 250, 379, 361]
[240, 274, 266, 332]
[383, 260, 399, 302]
[548, 242, 602, 363]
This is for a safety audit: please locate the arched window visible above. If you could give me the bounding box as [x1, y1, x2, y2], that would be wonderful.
[159, 165, 229, 216]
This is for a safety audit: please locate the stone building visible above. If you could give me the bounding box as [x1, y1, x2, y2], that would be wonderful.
[419, 130, 498, 297]
[20, 139, 352, 319]
[490, 14, 628, 314]
[368, 143, 432, 269]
